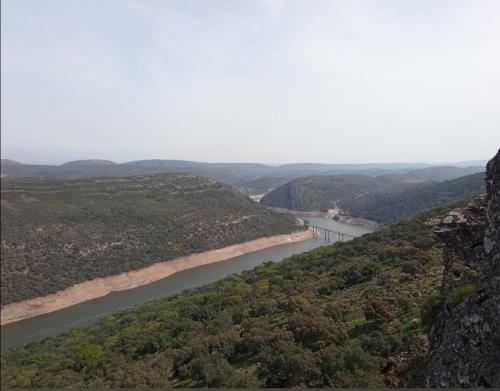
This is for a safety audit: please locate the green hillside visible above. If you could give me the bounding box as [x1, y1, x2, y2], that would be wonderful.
[260, 174, 420, 212]
[1, 205, 457, 388]
[261, 173, 485, 224]
[341, 172, 485, 224]
[0, 174, 301, 305]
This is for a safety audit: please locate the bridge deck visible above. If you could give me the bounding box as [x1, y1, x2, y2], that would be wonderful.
[309, 224, 355, 242]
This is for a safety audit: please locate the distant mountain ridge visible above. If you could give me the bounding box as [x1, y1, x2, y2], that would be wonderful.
[0, 159, 24, 166]
[0, 158, 485, 194]
[61, 159, 117, 166]
[380, 166, 484, 183]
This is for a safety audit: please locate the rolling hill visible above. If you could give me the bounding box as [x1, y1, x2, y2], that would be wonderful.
[260, 174, 423, 212]
[342, 172, 486, 224]
[260, 172, 485, 224]
[0, 174, 302, 305]
[61, 159, 117, 167]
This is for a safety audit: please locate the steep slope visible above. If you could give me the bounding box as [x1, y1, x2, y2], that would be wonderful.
[260, 174, 423, 212]
[0, 174, 302, 306]
[343, 172, 486, 224]
[426, 150, 499, 387]
[236, 176, 293, 194]
[261, 173, 485, 225]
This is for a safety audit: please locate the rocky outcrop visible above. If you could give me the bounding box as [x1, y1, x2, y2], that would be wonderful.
[427, 149, 500, 387]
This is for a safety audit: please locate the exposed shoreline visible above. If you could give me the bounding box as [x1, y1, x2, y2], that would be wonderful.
[269, 207, 381, 229]
[0, 229, 313, 325]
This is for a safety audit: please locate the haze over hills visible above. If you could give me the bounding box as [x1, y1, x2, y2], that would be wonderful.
[379, 166, 485, 183]
[0, 158, 485, 194]
[261, 172, 486, 224]
[0, 173, 303, 306]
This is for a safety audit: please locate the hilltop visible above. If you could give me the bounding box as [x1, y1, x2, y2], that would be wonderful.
[0, 159, 24, 166]
[61, 159, 117, 166]
[0, 174, 302, 306]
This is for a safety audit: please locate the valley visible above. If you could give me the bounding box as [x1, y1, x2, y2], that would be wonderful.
[3, 1, 498, 387]
[1, 218, 372, 351]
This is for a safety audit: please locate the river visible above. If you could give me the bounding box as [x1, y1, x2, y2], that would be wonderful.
[1, 217, 374, 352]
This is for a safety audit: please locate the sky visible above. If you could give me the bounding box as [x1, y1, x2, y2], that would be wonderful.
[1, 0, 500, 165]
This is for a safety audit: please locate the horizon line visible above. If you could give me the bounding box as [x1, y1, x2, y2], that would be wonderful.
[1, 156, 489, 167]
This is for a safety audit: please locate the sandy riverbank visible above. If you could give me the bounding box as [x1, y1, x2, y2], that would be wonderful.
[0, 229, 313, 325]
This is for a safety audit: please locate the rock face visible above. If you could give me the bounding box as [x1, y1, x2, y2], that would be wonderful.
[427, 149, 500, 387]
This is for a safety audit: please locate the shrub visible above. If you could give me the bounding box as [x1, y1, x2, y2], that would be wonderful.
[448, 283, 476, 308]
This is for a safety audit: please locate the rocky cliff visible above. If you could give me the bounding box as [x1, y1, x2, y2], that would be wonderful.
[427, 149, 499, 387]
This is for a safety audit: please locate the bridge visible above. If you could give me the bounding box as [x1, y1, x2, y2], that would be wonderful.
[309, 224, 355, 243]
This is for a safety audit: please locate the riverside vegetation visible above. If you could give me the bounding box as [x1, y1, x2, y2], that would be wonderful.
[0, 174, 301, 305]
[1, 204, 462, 387]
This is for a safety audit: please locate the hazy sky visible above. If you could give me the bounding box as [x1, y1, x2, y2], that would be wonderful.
[2, 0, 499, 164]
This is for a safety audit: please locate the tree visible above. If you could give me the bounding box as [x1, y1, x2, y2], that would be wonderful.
[256, 340, 320, 387]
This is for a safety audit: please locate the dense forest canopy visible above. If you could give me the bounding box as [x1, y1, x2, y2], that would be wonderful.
[342, 173, 485, 224]
[261, 172, 485, 224]
[1, 204, 466, 388]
